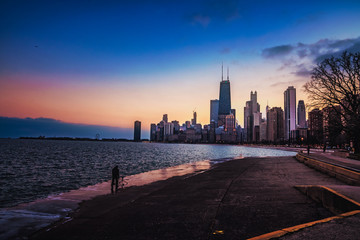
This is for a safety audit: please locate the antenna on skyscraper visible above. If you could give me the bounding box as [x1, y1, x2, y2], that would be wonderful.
[227, 67, 229, 81]
[221, 62, 224, 81]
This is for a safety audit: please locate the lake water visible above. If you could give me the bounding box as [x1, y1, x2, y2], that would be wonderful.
[0, 139, 296, 239]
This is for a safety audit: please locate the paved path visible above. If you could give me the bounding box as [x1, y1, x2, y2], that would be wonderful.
[259, 145, 360, 172]
[310, 151, 360, 172]
[31, 156, 349, 240]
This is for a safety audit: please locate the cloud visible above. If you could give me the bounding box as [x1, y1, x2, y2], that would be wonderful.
[291, 63, 312, 77]
[0, 117, 133, 139]
[270, 79, 306, 88]
[187, 14, 211, 27]
[186, 0, 240, 26]
[261, 36, 360, 78]
[221, 47, 231, 54]
[262, 45, 294, 59]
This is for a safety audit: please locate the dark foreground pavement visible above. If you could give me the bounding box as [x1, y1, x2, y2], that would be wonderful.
[31, 156, 349, 240]
[279, 213, 360, 240]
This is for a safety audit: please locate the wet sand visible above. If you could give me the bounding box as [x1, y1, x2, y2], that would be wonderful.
[31, 156, 346, 240]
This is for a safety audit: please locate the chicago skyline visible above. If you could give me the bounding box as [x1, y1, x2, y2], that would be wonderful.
[149, 66, 311, 144]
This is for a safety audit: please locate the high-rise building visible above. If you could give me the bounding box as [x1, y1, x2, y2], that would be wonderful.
[323, 106, 343, 146]
[171, 120, 180, 134]
[244, 101, 251, 142]
[244, 91, 260, 142]
[297, 100, 306, 128]
[191, 111, 197, 125]
[260, 119, 267, 142]
[163, 114, 168, 123]
[251, 91, 260, 113]
[252, 111, 262, 142]
[308, 108, 323, 144]
[150, 123, 156, 141]
[225, 114, 235, 131]
[284, 86, 296, 140]
[267, 107, 284, 143]
[218, 66, 231, 126]
[210, 99, 219, 125]
[134, 120, 141, 142]
[231, 109, 236, 125]
[164, 122, 174, 139]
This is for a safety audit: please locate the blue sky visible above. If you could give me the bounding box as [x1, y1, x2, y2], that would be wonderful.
[1, 0, 360, 138]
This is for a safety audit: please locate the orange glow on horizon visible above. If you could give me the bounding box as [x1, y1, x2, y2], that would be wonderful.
[0, 65, 308, 132]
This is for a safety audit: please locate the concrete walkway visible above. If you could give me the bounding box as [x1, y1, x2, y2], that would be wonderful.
[267, 151, 360, 240]
[31, 156, 356, 240]
[310, 151, 360, 171]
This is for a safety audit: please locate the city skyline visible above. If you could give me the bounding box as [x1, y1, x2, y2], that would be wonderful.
[1, 1, 360, 138]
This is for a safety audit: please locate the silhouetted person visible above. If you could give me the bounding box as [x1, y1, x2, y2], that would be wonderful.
[307, 145, 310, 155]
[111, 166, 119, 193]
[323, 144, 326, 152]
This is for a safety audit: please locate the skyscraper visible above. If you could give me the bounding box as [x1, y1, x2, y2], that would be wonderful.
[297, 100, 306, 128]
[284, 86, 296, 140]
[267, 107, 284, 143]
[225, 114, 235, 131]
[244, 101, 251, 142]
[134, 120, 141, 142]
[163, 114, 168, 123]
[210, 99, 219, 125]
[218, 66, 231, 126]
[150, 123, 156, 141]
[308, 108, 323, 144]
[244, 91, 260, 142]
[191, 111, 197, 125]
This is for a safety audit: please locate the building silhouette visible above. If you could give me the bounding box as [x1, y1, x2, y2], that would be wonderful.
[210, 99, 219, 126]
[218, 66, 231, 126]
[150, 123, 156, 141]
[323, 106, 343, 146]
[191, 111, 197, 126]
[284, 86, 296, 140]
[267, 107, 284, 143]
[308, 108, 323, 144]
[163, 114, 168, 123]
[297, 100, 306, 128]
[134, 120, 141, 142]
[244, 91, 260, 142]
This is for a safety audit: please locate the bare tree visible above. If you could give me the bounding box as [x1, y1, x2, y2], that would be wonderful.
[304, 51, 360, 154]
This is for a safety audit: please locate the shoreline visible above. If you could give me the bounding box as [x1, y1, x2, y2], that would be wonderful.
[30, 154, 352, 240]
[1, 156, 240, 240]
[1, 144, 296, 240]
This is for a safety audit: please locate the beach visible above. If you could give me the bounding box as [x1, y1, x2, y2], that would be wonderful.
[30, 155, 358, 240]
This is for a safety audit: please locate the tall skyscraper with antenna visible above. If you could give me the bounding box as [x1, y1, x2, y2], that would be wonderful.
[218, 65, 231, 126]
[219, 65, 231, 114]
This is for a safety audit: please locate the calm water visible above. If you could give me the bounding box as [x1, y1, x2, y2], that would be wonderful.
[0, 139, 296, 209]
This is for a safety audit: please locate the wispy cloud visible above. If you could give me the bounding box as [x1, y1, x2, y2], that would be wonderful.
[262, 36, 360, 78]
[186, 0, 240, 26]
[220, 47, 231, 54]
[187, 14, 211, 27]
[269, 78, 306, 88]
[262, 45, 294, 59]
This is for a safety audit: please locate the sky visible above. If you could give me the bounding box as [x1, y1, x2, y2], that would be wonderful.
[1, 0, 360, 138]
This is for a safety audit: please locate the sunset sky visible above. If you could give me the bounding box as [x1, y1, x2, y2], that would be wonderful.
[1, 0, 360, 138]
